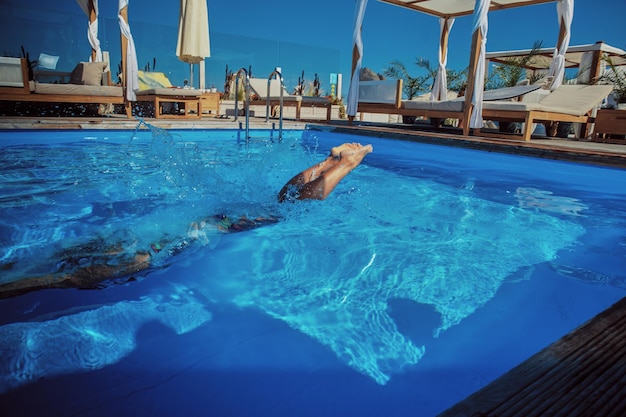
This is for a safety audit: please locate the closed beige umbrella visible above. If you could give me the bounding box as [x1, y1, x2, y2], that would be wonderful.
[176, 0, 211, 89]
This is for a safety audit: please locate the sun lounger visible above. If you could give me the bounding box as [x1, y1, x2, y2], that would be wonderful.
[355, 78, 612, 141]
[482, 84, 614, 140]
[134, 71, 202, 119]
[247, 77, 331, 121]
[0, 57, 125, 113]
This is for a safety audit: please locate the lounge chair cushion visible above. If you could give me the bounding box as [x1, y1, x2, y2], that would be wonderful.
[32, 82, 122, 97]
[483, 84, 613, 116]
[482, 84, 614, 116]
[135, 71, 201, 97]
[70, 62, 108, 86]
[138, 71, 172, 90]
[534, 84, 613, 115]
[403, 99, 464, 112]
[359, 80, 400, 104]
[136, 87, 201, 97]
[248, 78, 289, 97]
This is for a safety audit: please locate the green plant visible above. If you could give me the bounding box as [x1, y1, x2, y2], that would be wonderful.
[224, 65, 233, 98]
[384, 59, 428, 99]
[384, 58, 467, 99]
[486, 41, 544, 89]
[4, 46, 38, 80]
[294, 71, 324, 97]
[143, 58, 157, 72]
[600, 55, 626, 103]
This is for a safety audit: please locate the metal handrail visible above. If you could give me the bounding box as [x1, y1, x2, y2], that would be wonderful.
[234, 68, 250, 139]
[265, 70, 284, 140]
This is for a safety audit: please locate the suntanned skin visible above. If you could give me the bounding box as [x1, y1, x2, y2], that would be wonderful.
[1, 143, 373, 299]
[278, 143, 373, 202]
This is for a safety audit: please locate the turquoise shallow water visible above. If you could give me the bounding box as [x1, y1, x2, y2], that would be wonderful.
[0, 127, 624, 416]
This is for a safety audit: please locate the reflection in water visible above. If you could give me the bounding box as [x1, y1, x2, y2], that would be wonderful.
[515, 187, 588, 216]
[202, 167, 586, 384]
[0, 284, 211, 394]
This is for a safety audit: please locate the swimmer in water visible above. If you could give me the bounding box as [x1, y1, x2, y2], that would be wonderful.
[0, 143, 373, 299]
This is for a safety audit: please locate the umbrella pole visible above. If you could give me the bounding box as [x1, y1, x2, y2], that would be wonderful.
[189, 63, 194, 88]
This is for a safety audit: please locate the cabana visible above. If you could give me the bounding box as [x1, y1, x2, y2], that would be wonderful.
[347, 0, 578, 137]
[486, 41, 626, 84]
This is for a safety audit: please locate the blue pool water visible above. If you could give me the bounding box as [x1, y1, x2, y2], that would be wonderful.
[0, 126, 625, 417]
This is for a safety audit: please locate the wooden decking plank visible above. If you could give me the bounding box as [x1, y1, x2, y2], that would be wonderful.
[574, 365, 626, 417]
[556, 321, 626, 416]
[437, 296, 626, 417]
[583, 369, 626, 417]
[545, 318, 626, 416]
[543, 317, 625, 416]
[490, 320, 616, 417]
[487, 313, 626, 417]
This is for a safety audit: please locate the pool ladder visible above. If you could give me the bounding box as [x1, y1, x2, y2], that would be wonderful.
[234, 68, 284, 141]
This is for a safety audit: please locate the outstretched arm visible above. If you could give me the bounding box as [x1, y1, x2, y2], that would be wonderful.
[278, 143, 373, 202]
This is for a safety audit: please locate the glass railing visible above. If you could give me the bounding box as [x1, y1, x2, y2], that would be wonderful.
[0, 3, 341, 97]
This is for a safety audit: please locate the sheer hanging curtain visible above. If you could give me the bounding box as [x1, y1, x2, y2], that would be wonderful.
[76, 0, 102, 62]
[548, 0, 574, 90]
[469, 0, 490, 129]
[431, 17, 454, 102]
[118, 0, 139, 101]
[347, 0, 368, 118]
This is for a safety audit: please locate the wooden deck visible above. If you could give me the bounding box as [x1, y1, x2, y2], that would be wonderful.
[438, 296, 626, 417]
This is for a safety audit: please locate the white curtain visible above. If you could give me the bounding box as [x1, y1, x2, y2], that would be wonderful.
[548, 0, 574, 90]
[76, 0, 102, 62]
[118, 0, 139, 101]
[347, 0, 368, 117]
[469, 0, 490, 129]
[431, 17, 454, 102]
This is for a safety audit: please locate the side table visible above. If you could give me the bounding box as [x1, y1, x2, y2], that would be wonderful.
[594, 109, 626, 142]
[200, 92, 220, 117]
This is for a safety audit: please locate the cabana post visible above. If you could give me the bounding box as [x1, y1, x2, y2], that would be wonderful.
[347, 0, 369, 121]
[76, 0, 103, 62]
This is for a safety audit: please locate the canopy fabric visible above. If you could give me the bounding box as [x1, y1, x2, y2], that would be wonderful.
[118, 0, 139, 101]
[347, 0, 368, 117]
[176, 0, 211, 64]
[468, 0, 490, 129]
[486, 42, 626, 70]
[431, 17, 454, 102]
[378, 0, 556, 18]
[576, 50, 594, 84]
[548, 0, 574, 90]
[76, 0, 102, 62]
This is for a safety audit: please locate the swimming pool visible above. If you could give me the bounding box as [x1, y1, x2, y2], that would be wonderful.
[0, 126, 624, 417]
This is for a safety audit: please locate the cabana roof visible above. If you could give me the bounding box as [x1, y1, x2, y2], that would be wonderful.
[486, 42, 626, 70]
[378, 0, 556, 18]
